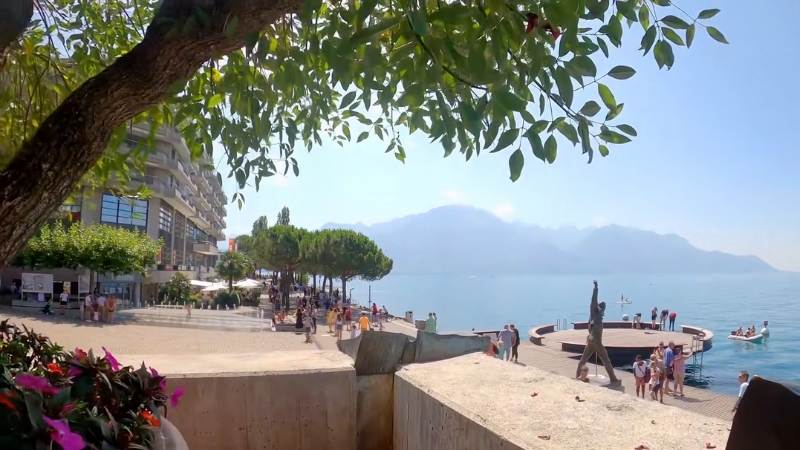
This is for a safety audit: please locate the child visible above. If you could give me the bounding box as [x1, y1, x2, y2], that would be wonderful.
[497, 340, 506, 360]
[350, 321, 357, 339]
[649, 361, 663, 403]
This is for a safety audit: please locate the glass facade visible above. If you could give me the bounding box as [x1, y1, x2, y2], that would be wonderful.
[100, 194, 148, 229]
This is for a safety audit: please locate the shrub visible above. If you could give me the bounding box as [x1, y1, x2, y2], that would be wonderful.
[0, 320, 183, 449]
[213, 291, 239, 308]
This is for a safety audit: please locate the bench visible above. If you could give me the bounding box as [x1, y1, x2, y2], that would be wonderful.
[528, 324, 556, 345]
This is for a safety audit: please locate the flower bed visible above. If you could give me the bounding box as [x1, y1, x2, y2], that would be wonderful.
[0, 319, 183, 449]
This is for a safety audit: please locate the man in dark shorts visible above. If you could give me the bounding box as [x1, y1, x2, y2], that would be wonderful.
[660, 309, 669, 330]
[510, 324, 521, 363]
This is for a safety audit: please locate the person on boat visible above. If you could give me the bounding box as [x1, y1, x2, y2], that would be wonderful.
[735, 327, 744, 336]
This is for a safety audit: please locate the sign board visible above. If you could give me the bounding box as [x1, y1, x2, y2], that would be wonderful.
[21, 273, 54, 293]
[228, 238, 236, 252]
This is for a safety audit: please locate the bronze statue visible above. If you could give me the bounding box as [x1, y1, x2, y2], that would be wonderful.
[576, 280, 619, 382]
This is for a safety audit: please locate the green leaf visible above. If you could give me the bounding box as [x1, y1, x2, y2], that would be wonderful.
[339, 91, 357, 109]
[607, 66, 636, 80]
[599, 145, 610, 157]
[597, 84, 616, 110]
[557, 122, 579, 146]
[409, 10, 429, 36]
[508, 149, 524, 182]
[349, 17, 403, 44]
[606, 16, 623, 47]
[491, 128, 520, 153]
[661, 15, 690, 29]
[599, 128, 632, 144]
[605, 103, 624, 121]
[553, 67, 574, 108]
[468, 45, 487, 83]
[596, 37, 609, 58]
[357, 131, 370, 143]
[544, 135, 557, 164]
[697, 9, 720, 19]
[524, 128, 545, 162]
[656, 40, 675, 69]
[616, 1, 638, 23]
[207, 94, 223, 109]
[569, 56, 597, 78]
[616, 124, 638, 137]
[494, 91, 527, 112]
[706, 27, 729, 44]
[579, 101, 601, 117]
[641, 26, 657, 55]
[686, 23, 696, 48]
[638, 4, 650, 30]
[225, 16, 239, 39]
[662, 28, 685, 46]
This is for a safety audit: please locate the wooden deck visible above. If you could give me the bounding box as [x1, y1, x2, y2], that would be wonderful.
[552, 328, 694, 349]
[377, 320, 736, 422]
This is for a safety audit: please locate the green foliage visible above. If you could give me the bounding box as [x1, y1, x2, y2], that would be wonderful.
[251, 215, 269, 234]
[0, 320, 178, 449]
[216, 251, 252, 290]
[302, 229, 393, 282]
[0, 0, 726, 202]
[275, 207, 290, 226]
[213, 291, 240, 307]
[158, 273, 193, 303]
[14, 222, 161, 276]
[257, 225, 306, 273]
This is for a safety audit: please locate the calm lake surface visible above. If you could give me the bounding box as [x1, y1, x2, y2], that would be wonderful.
[350, 272, 800, 396]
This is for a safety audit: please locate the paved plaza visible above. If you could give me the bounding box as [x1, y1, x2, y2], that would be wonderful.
[1, 308, 313, 356]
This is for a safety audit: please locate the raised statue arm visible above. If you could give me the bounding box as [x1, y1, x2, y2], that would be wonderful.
[590, 280, 598, 320]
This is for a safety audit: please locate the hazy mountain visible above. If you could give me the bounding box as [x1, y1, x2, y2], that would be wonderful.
[320, 205, 777, 275]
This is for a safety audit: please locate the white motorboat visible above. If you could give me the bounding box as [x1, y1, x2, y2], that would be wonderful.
[617, 300, 633, 305]
[728, 333, 764, 343]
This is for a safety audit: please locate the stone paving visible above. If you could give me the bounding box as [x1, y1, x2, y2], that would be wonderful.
[0, 307, 314, 356]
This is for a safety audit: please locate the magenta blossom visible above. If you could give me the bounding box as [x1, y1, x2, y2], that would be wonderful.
[62, 403, 75, 413]
[44, 416, 86, 450]
[15, 373, 59, 395]
[150, 367, 166, 389]
[102, 347, 120, 371]
[67, 365, 82, 378]
[170, 387, 184, 407]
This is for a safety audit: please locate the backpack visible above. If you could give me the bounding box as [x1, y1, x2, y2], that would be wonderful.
[644, 367, 651, 383]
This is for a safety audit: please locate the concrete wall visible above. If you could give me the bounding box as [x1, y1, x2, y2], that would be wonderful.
[119, 351, 357, 450]
[357, 374, 394, 450]
[393, 374, 524, 450]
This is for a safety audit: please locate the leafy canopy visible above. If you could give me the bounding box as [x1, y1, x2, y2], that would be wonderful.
[0, 0, 726, 196]
[216, 250, 253, 282]
[159, 272, 194, 303]
[303, 228, 393, 281]
[14, 222, 161, 276]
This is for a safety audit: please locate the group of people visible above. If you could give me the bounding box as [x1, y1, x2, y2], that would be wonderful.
[733, 325, 759, 338]
[493, 324, 521, 363]
[649, 307, 677, 331]
[79, 290, 117, 323]
[630, 341, 689, 402]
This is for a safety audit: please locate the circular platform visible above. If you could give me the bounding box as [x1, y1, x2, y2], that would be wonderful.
[529, 323, 714, 366]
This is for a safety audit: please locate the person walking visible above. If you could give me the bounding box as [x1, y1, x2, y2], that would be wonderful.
[732, 371, 749, 414]
[663, 341, 676, 396]
[59, 288, 69, 315]
[83, 292, 93, 322]
[358, 312, 370, 334]
[671, 348, 688, 396]
[498, 325, 515, 362]
[509, 324, 521, 363]
[633, 355, 648, 399]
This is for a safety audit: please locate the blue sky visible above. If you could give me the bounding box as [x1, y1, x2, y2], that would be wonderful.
[219, 2, 800, 272]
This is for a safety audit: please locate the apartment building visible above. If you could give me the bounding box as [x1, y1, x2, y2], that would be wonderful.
[1, 124, 228, 305]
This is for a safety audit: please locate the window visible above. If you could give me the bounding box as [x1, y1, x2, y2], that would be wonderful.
[158, 206, 172, 232]
[100, 194, 148, 228]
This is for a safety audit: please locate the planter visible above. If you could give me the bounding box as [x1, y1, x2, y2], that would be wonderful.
[153, 417, 189, 450]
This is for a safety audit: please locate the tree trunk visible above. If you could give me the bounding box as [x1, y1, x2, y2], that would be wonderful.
[341, 275, 347, 304]
[0, 0, 303, 267]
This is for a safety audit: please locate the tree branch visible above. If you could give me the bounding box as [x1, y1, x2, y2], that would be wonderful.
[0, 0, 303, 267]
[0, 0, 34, 70]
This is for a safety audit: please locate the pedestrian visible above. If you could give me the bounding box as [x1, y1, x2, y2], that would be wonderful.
[107, 296, 116, 323]
[335, 310, 344, 340]
[649, 360, 663, 403]
[660, 308, 669, 330]
[359, 312, 370, 334]
[633, 355, 647, 399]
[59, 288, 69, 315]
[651, 307, 658, 329]
[303, 312, 312, 344]
[509, 324, 521, 363]
[498, 325, 515, 362]
[310, 306, 317, 334]
[663, 341, 676, 395]
[732, 371, 749, 414]
[426, 312, 436, 333]
[83, 292, 93, 322]
[671, 347, 688, 396]
[668, 311, 677, 331]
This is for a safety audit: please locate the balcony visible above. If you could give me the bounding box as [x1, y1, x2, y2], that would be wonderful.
[193, 240, 219, 256]
[147, 177, 196, 218]
[195, 194, 211, 212]
[191, 210, 211, 230]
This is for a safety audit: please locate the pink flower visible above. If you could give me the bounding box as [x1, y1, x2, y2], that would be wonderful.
[74, 348, 87, 358]
[62, 403, 75, 413]
[170, 387, 184, 407]
[15, 373, 59, 395]
[150, 367, 166, 389]
[68, 365, 82, 378]
[102, 347, 120, 371]
[43, 416, 86, 450]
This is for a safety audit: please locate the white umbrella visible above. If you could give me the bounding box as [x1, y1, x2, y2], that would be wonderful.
[190, 280, 213, 287]
[201, 284, 227, 292]
[233, 278, 262, 288]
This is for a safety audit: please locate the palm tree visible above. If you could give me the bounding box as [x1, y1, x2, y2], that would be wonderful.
[216, 251, 252, 291]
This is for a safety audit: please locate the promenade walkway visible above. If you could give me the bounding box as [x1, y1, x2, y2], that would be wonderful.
[316, 313, 735, 422]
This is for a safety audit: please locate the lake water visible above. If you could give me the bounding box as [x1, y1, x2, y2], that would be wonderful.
[350, 272, 800, 396]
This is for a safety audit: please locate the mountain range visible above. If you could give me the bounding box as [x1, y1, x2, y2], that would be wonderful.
[320, 205, 776, 275]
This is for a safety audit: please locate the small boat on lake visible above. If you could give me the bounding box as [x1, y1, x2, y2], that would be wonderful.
[728, 333, 764, 343]
[617, 294, 632, 305]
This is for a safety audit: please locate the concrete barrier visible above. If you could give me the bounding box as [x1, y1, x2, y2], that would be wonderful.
[528, 324, 555, 345]
[118, 351, 357, 450]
